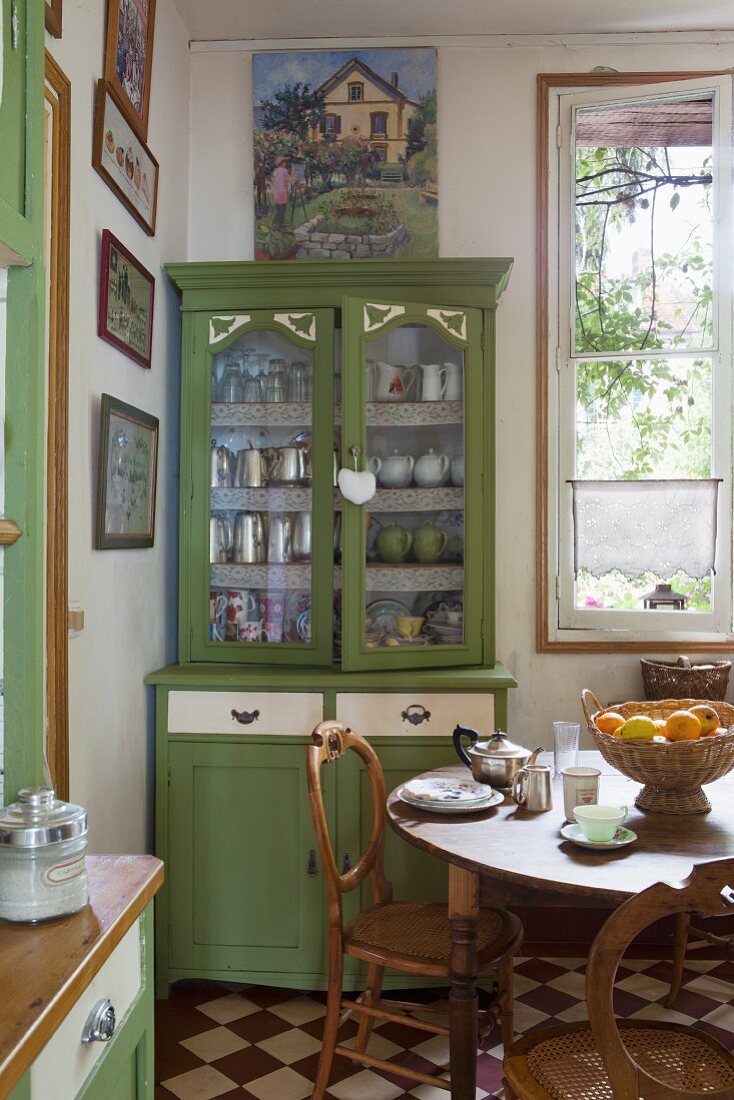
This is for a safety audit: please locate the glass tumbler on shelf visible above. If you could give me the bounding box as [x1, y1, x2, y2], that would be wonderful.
[553, 721, 580, 778]
[220, 354, 244, 403]
[290, 360, 311, 402]
[266, 358, 288, 403]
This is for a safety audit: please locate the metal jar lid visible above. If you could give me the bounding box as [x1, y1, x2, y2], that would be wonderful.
[470, 731, 531, 760]
[0, 787, 88, 848]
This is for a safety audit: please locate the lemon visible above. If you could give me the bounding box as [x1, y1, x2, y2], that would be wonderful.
[619, 715, 658, 741]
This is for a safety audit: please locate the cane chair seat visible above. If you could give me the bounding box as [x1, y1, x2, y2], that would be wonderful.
[505, 1020, 734, 1099]
[345, 901, 519, 974]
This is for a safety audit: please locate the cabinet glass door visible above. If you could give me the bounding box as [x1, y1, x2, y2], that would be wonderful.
[340, 297, 484, 670]
[192, 309, 334, 664]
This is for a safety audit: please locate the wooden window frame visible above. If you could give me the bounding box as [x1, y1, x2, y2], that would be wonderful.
[370, 111, 388, 138]
[537, 71, 734, 654]
[44, 52, 70, 797]
[348, 82, 364, 102]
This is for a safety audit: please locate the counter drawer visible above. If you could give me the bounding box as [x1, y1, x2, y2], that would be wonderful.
[30, 916, 142, 1096]
[167, 690, 323, 735]
[335, 692, 494, 737]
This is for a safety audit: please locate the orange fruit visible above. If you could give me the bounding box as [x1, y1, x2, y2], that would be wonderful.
[665, 710, 702, 741]
[689, 705, 719, 735]
[596, 711, 625, 735]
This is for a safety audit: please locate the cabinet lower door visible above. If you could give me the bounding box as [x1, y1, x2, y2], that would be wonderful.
[168, 741, 326, 978]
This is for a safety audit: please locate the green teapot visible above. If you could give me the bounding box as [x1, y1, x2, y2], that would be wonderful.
[376, 522, 413, 563]
[413, 521, 448, 564]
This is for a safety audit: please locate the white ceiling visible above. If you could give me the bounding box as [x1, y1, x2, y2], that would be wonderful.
[172, 0, 734, 44]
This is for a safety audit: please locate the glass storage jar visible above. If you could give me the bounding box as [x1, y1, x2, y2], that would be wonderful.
[0, 787, 88, 922]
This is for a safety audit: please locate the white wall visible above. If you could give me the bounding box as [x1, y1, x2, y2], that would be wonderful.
[47, 0, 190, 853]
[188, 38, 734, 748]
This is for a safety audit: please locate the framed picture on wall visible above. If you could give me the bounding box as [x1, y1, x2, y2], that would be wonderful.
[104, 0, 156, 139]
[98, 230, 155, 368]
[45, 0, 63, 37]
[92, 79, 159, 235]
[96, 394, 159, 549]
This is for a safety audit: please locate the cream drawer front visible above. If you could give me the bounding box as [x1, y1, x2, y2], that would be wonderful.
[30, 917, 142, 1097]
[336, 693, 494, 737]
[168, 690, 323, 735]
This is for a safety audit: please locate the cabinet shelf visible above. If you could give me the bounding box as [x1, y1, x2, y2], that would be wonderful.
[212, 487, 313, 511]
[212, 402, 312, 427]
[371, 487, 463, 511]
[365, 563, 464, 592]
[335, 401, 463, 427]
[211, 563, 315, 589]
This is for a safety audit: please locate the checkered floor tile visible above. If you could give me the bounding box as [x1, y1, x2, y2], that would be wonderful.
[156, 957, 734, 1099]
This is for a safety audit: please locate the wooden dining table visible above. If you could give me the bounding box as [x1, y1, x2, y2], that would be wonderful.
[386, 751, 734, 1099]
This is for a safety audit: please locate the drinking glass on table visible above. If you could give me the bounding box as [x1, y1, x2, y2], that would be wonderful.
[553, 721, 580, 777]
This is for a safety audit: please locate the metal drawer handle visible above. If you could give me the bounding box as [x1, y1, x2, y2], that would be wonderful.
[722, 885, 734, 907]
[342, 852, 351, 875]
[401, 704, 431, 726]
[231, 708, 260, 725]
[307, 849, 317, 876]
[81, 999, 116, 1044]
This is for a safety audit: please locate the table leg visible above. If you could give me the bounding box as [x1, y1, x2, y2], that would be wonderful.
[448, 864, 479, 1099]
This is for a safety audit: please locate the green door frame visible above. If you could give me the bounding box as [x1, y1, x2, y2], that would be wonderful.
[2, 0, 47, 798]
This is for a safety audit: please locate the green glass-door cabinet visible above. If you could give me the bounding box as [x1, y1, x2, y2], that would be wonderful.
[152, 260, 516, 995]
[167, 259, 512, 671]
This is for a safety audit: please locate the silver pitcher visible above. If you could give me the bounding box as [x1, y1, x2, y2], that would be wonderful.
[209, 515, 233, 563]
[511, 764, 553, 812]
[292, 512, 312, 562]
[268, 513, 292, 563]
[270, 446, 307, 485]
[235, 447, 267, 488]
[233, 511, 265, 563]
[210, 443, 234, 489]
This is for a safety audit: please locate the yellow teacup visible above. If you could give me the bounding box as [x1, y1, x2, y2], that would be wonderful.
[396, 615, 424, 640]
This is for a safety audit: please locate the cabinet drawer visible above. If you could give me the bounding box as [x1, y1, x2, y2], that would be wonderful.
[30, 917, 142, 1096]
[168, 690, 323, 735]
[336, 693, 494, 737]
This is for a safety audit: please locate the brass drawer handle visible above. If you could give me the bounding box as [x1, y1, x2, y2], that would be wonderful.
[231, 708, 260, 725]
[307, 850, 317, 876]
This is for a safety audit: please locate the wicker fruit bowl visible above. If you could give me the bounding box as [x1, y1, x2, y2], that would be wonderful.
[581, 690, 734, 814]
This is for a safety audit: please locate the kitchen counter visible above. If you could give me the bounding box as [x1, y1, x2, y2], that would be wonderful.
[0, 853, 163, 1098]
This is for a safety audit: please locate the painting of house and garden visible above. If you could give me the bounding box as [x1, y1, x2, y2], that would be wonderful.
[252, 48, 437, 260]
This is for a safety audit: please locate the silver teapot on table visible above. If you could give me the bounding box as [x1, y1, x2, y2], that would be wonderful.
[453, 726, 543, 789]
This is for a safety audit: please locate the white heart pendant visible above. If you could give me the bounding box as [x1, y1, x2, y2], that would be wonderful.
[337, 467, 377, 505]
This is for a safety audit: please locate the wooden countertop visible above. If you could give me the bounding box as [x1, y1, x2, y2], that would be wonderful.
[0, 853, 164, 1097]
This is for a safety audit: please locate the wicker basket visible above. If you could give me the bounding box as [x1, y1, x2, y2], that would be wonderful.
[581, 690, 734, 814]
[641, 656, 731, 701]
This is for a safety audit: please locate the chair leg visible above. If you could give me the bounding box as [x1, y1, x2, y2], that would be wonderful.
[666, 911, 691, 1007]
[498, 953, 514, 1053]
[354, 963, 385, 1054]
[312, 949, 345, 1100]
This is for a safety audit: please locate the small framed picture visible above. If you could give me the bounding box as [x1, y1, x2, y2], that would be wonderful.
[104, 0, 156, 139]
[45, 0, 63, 37]
[99, 230, 154, 369]
[92, 79, 159, 236]
[96, 394, 159, 549]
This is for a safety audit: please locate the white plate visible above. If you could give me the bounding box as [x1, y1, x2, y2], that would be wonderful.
[365, 599, 412, 638]
[560, 823, 637, 850]
[398, 786, 503, 815]
[426, 622, 463, 639]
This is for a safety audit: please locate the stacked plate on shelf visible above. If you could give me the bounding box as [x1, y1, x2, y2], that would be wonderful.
[424, 621, 463, 643]
[397, 777, 503, 814]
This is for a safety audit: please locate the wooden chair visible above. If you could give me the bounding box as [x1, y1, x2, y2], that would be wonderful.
[504, 858, 734, 1099]
[667, 910, 734, 1006]
[307, 721, 523, 1098]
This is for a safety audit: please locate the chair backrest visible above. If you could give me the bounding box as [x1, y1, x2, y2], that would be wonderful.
[307, 722, 392, 928]
[587, 858, 734, 1099]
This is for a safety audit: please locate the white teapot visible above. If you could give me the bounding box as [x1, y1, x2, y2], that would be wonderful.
[369, 451, 415, 488]
[414, 448, 450, 488]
